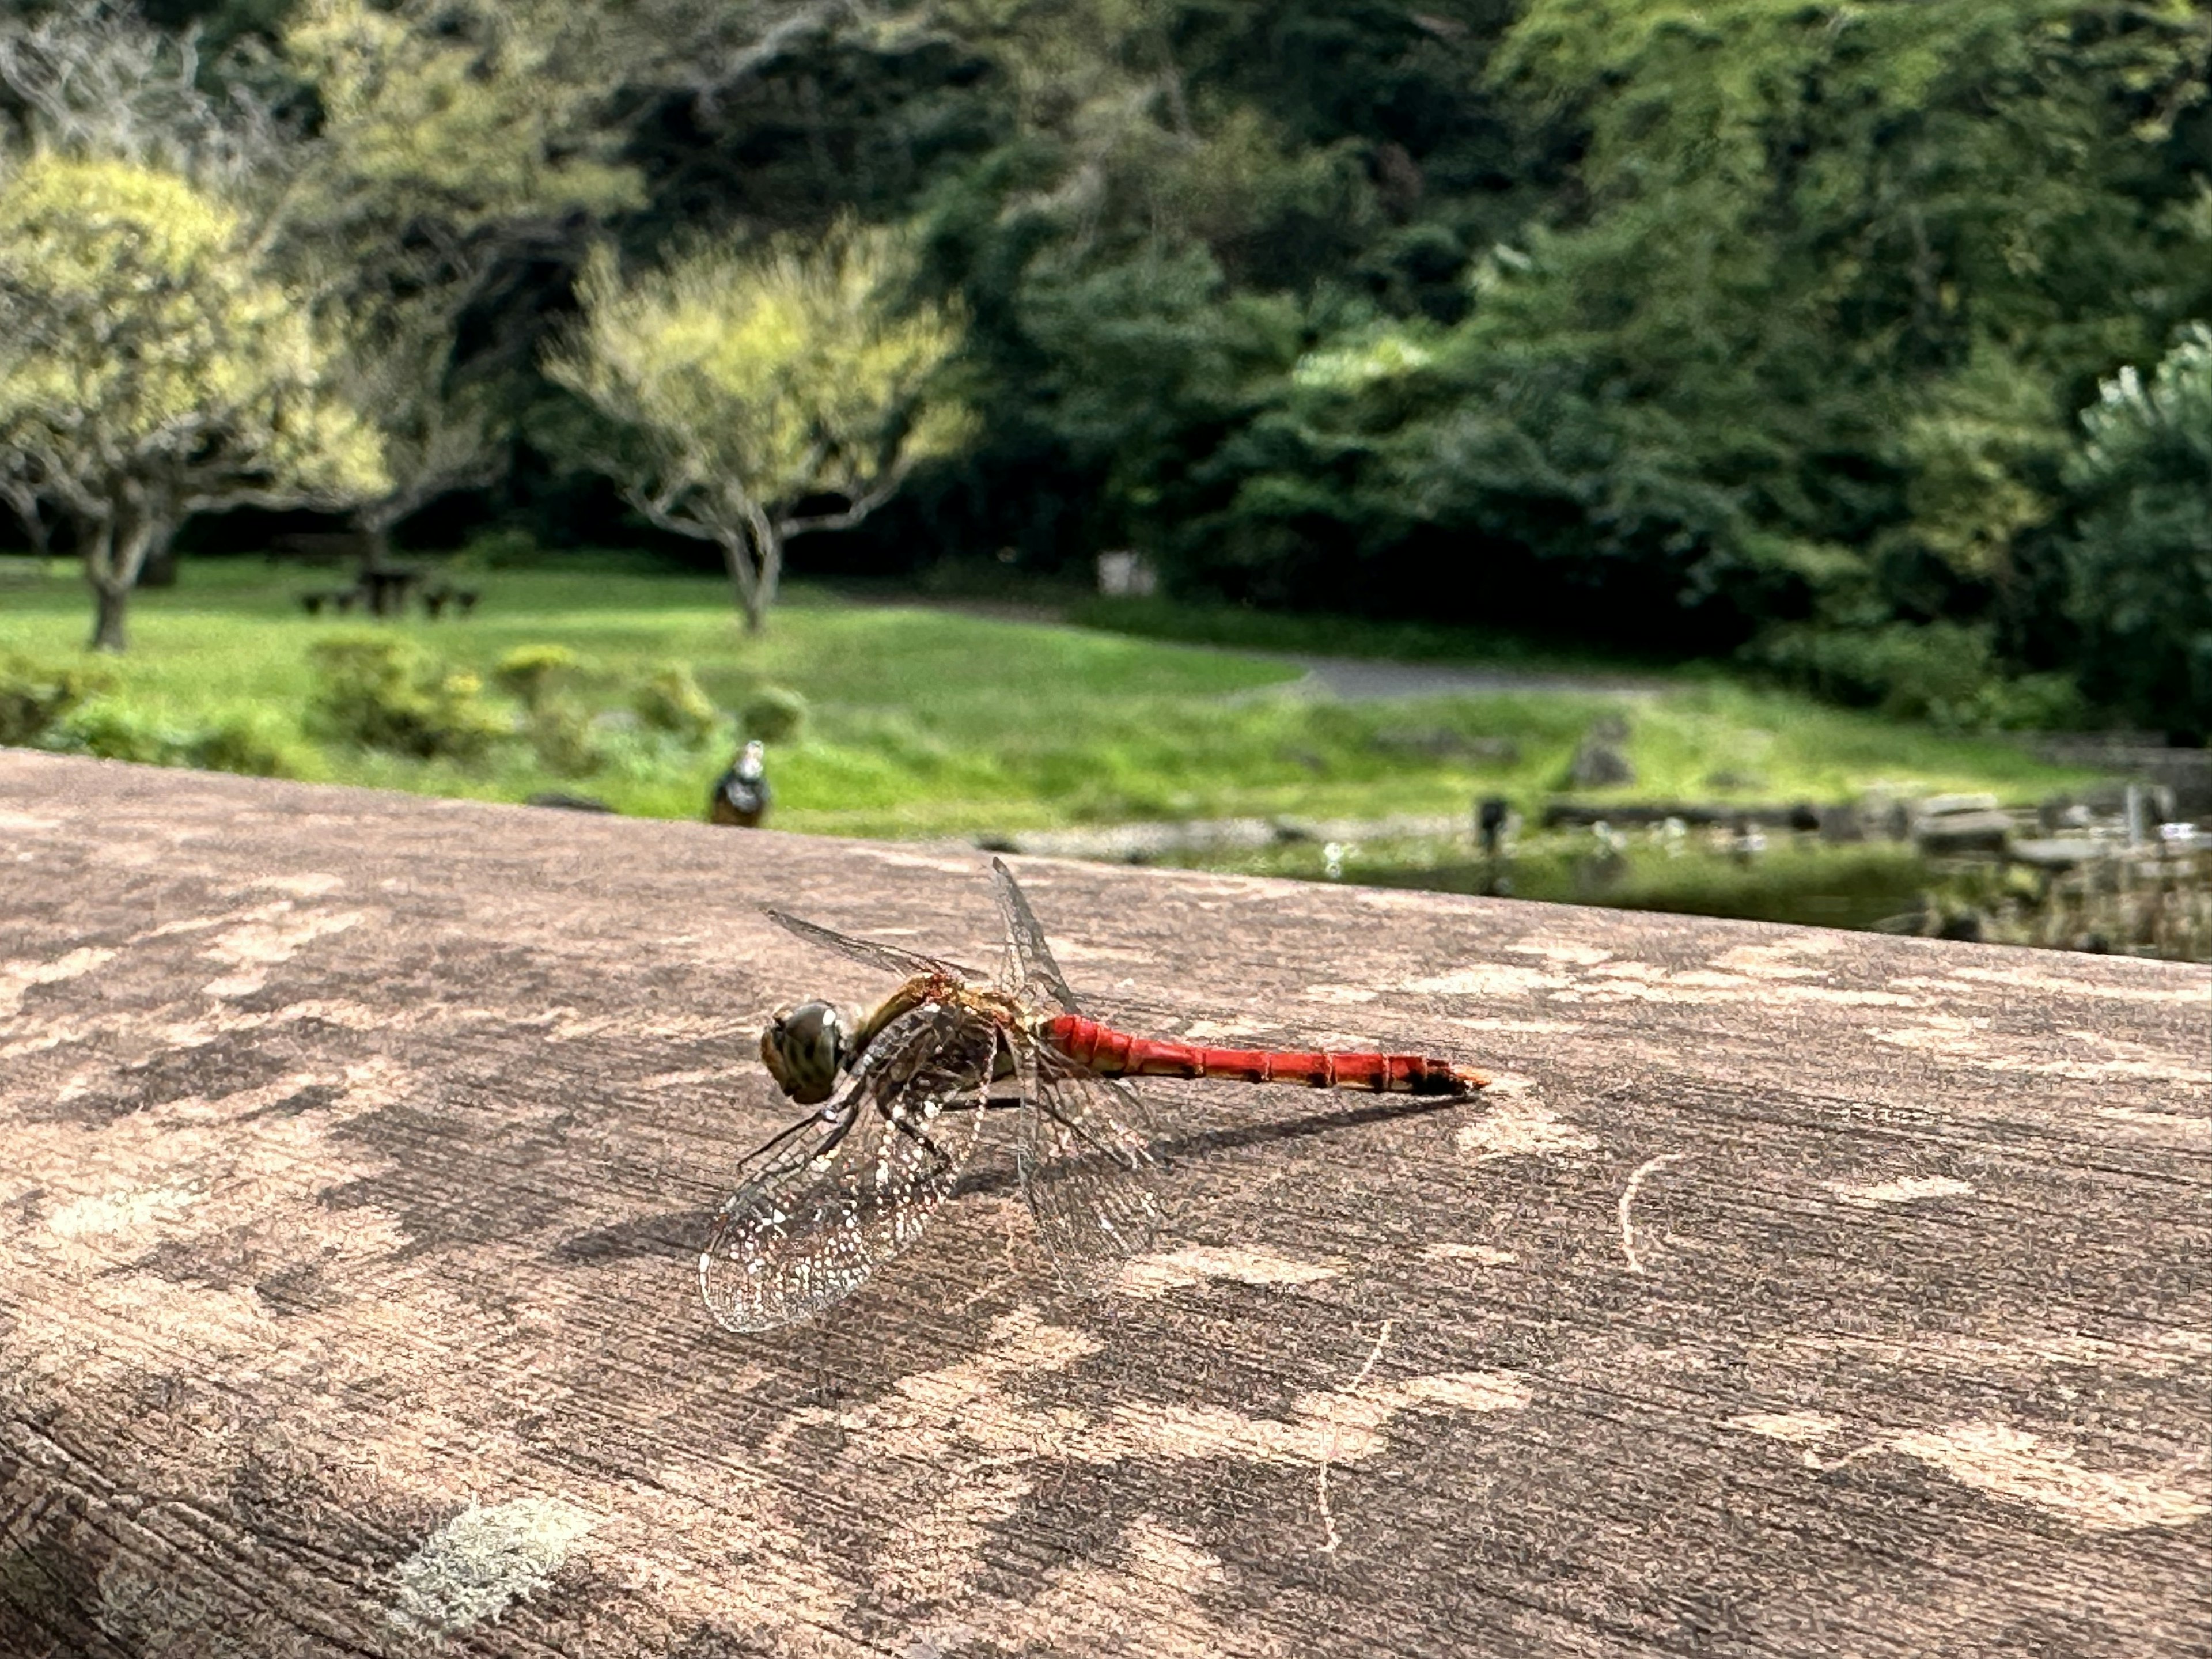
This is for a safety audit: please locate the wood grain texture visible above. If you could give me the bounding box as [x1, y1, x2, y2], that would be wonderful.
[2, 750, 2209, 1658]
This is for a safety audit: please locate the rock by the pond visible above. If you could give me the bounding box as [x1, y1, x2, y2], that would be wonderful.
[1565, 734, 1635, 789]
[1918, 792, 1999, 818]
[1915, 801, 2014, 857]
[2011, 837, 2109, 871]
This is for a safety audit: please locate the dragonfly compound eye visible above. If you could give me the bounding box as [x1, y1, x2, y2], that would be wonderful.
[761, 1001, 846, 1105]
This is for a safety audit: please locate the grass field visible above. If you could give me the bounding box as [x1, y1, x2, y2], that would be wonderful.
[2, 557, 2100, 878]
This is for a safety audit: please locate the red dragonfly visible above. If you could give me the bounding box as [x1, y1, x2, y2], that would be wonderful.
[700, 859, 1489, 1332]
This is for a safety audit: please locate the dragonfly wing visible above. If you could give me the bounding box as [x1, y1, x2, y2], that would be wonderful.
[701, 1003, 995, 1332]
[989, 857, 1081, 1013]
[1014, 1040, 1168, 1294]
[764, 907, 979, 982]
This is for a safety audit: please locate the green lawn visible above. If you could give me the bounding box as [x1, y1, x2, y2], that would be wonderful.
[2, 556, 2099, 856]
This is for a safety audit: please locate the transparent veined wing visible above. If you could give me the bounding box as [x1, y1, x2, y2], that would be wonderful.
[1014, 1038, 1168, 1294]
[765, 907, 979, 983]
[700, 1003, 997, 1332]
[989, 857, 1080, 1014]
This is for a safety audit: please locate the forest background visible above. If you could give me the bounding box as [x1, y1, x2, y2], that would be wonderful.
[9, 0, 2212, 740]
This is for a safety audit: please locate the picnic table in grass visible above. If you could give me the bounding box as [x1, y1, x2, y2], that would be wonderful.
[2, 750, 2209, 1657]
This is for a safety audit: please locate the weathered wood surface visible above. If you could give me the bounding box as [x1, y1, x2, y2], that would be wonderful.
[3, 751, 2210, 1658]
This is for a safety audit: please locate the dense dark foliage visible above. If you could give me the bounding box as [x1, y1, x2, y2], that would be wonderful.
[31, 1, 2212, 726]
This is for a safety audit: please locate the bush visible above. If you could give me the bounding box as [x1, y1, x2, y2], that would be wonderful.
[1748, 622, 2083, 731]
[634, 664, 720, 743]
[0, 655, 103, 746]
[524, 703, 607, 777]
[739, 684, 807, 744]
[51, 699, 199, 765]
[494, 644, 583, 710]
[189, 711, 296, 778]
[306, 635, 507, 762]
[2063, 327, 2212, 734]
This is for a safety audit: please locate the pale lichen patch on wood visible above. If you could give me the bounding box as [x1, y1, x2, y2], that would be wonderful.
[389, 1497, 599, 1634]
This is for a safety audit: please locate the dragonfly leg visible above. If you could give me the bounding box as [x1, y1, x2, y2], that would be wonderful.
[719, 1104, 858, 1213]
[872, 1093, 988, 1165]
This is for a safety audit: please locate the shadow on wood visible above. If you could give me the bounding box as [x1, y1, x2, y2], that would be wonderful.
[1, 752, 2208, 1656]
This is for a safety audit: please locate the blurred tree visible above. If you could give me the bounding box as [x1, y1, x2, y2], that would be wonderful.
[1388, 0, 2212, 657]
[544, 216, 973, 629]
[270, 0, 647, 571]
[0, 151, 382, 649]
[2063, 325, 2212, 736]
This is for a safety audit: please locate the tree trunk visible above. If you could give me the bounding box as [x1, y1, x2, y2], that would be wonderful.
[732, 503, 783, 634]
[720, 524, 767, 633]
[80, 507, 170, 654]
[88, 575, 129, 653]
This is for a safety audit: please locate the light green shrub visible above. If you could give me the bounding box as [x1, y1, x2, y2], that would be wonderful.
[306, 635, 507, 762]
[634, 664, 720, 743]
[739, 684, 807, 744]
[0, 655, 103, 747]
[524, 703, 607, 777]
[494, 644, 583, 710]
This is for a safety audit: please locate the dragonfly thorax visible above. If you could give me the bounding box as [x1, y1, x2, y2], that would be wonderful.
[760, 1000, 851, 1105]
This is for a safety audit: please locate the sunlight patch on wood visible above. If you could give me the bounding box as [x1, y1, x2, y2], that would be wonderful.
[1114, 1245, 1344, 1300]
[45, 1181, 200, 1239]
[0, 945, 116, 1017]
[963, 1515, 1284, 1659]
[1403, 963, 1572, 997]
[1727, 1410, 1844, 1444]
[198, 905, 364, 997]
[1825, 1175, 1975, 1207]
[1503, 940, 1613, 965]
[1455, 1096, 1601, 1161]
[1421, 1242, 1516, 1267]
[1300, 983, 1382, 1004]
[249, 873, 347, 897]
[1944, 963, 2212, 1006]
[1710, 937, 1840, 978]
[1886, 1422, 2207, 1533]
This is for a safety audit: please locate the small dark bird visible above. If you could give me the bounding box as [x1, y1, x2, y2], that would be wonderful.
[709, 740, 772, 828]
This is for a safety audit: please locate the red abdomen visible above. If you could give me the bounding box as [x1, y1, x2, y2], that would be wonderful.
[1043, 1015, 1487, 1096]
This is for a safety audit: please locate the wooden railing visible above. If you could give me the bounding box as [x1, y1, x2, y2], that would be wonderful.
[3, 750, 2208, 1656]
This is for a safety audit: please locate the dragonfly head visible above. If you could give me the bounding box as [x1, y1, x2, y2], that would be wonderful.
[760, 1000, 850, 1105]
